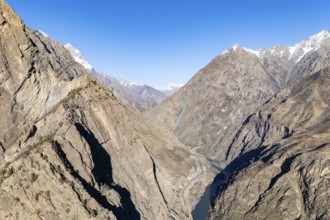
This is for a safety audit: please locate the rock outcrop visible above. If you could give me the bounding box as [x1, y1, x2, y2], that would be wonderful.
[0, 1, 212, 219]
[210, 66, 330, 220]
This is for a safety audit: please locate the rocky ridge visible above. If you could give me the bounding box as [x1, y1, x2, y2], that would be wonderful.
[210, 66, 330, 220]
[0, 1, 212, 219]
[64, 43, 169, 112]
[89, 70, 167, 112]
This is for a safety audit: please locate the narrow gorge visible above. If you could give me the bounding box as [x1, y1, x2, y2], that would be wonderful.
[0, 0, 329, 219]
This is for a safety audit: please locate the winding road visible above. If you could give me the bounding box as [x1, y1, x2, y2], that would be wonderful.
[180, 146, 208, 211]
[180, 146, 232, 215]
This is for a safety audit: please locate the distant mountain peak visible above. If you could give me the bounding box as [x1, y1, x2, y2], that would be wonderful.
[38, 30, 48, 38]
[156, 83, 184, 96]
[156, 83, 184, 91]
[304, 30, 330, 46]
[288, 30, 330, 62]
[64, 43, 93, 70]
[232, 43, 241, 50]
[118, 79, 143, 87]
[221, 43, 259, 56]
[220, 30, 330, 64]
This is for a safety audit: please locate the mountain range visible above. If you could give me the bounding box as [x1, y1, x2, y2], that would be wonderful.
[64, 43, 182, 112]
[147, 30, 330, 161]
[0, 0, 329, 219]
[146, 29, 330, 219]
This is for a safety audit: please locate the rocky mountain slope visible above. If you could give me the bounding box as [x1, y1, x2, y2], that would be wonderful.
[64, 44, 169, 112]
[90, 70, 167, 112]
[146, 30, 330, 219]
[146, 45, 279, 159]
[210, 66, 330, 220]
[146, 30, 330, 165]
[0, 1, 212, 219]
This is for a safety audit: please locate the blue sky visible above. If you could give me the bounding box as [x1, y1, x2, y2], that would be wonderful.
[6, 0, 330, 87]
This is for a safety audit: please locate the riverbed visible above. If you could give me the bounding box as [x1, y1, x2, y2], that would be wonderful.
[192, 168, 228, 219]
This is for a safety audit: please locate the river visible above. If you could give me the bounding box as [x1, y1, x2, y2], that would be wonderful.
[192, 162, 229, 220]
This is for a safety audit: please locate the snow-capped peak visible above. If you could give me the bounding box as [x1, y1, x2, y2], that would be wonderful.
[302, 30, 330, 48]
[156, 83, 184, 92]
[243, 47, 260, 56]
[220, 30, 330, 62]
[38, 30, 48, 38]
[118, 79, 143, 87]
[289, 30, 330, 62]
[221, 44, 260, 56]
[232, 44, 241, 50]
[156, 83, 184, 96]
[220, 44, 240, 55]
[64, 43, 93, 70]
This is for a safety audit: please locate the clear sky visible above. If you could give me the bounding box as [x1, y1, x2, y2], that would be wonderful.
[5, 0, 330, 87]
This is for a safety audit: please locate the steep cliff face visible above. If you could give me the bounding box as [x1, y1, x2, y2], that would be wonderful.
[0, 1, 212, 219]
[0, 0, 85, 152]
[210, 67, 330, 219]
